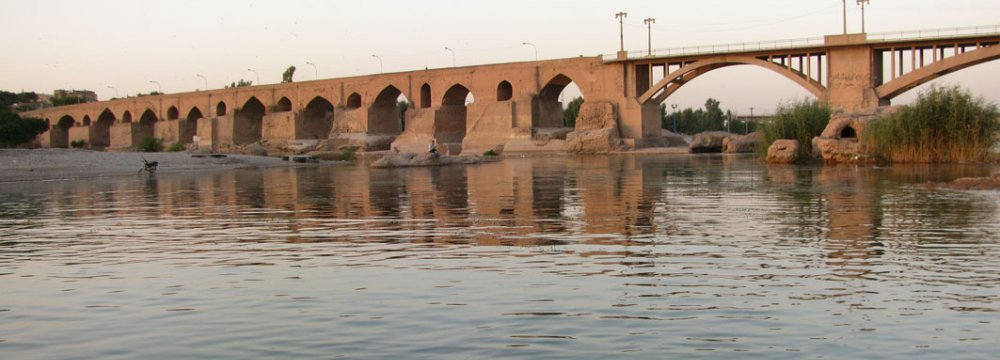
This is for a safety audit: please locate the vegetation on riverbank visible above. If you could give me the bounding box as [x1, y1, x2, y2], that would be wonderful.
[864, 85, 998, 163]
[756, 99, 830, 160]
[0, 90, 49, 147]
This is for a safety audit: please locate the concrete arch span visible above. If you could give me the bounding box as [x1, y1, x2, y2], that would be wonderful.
[875, 45, 1000, 101]
[638, 55, 827, 105]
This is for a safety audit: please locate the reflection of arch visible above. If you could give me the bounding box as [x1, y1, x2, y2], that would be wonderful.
[122, 111, 133, 123]
[346, 93, 362, 109]
[83, 115, 91, 126]
[167, 106, 179, 120]
[302, 96, 334, 139]
[638, 55, 826, 105]
[420, 83, 432, 108]
[235, 97, 264, 145]
[216, 101, 227, 116]
[369, 86, 403, 134]
[93, 108, 116, 147]
[497, 80, 512, 101]
[875, 45, 1000, 100]
[276, 97, 292, 112]
[184, 107, 203, 143]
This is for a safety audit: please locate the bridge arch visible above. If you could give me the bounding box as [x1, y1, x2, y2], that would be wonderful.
[346, 93, 362, 109]
[436, 84, 472, 150]
[82, 115, 91, 126]
[369, 85, 404, 134]
[420, 83, 432, 108]
[875, 45, 1000, 101]
[638, 55, 826, 105]
[302, 96, 334, 139]
[183, 107, 203, 144]
[122, 111, 133, 123]
[275, 97, 292, 112]
[92, 108, 115, 148]
[167, 106, 179, 120]
[497, 80, 513, 101]
[235, 97, 264, 145]
[216, 101, 227, 116]
[536, 74, 583, 128]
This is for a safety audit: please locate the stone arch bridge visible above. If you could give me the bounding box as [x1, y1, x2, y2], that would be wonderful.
[25, 27, 999, 153]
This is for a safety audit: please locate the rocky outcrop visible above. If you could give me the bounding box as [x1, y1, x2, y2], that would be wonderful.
[929, 173, 1000, 191]
[813, 108, 897, 163]
[369, 153, 495, 168]
[766, 139, 800, 164]
[565, 102, 623, 154]
[723, 132, 762, 153]
[689, 131, 735, 153]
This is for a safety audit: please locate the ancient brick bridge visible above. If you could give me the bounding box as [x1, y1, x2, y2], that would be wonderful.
[24, 27, 1000, 154]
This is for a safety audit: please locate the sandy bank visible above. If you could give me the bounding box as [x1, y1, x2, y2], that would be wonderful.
[0, 149, 327, 183]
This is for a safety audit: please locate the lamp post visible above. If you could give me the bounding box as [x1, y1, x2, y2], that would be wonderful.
[444, 47, 456, 67]
[671, 103, 678, 133]
[644, 18, 656, 56]
[246, 69, 259, 85]
[196, 74, 207, 91]
[615, 11, 628, 52]
[371, 55, 383, 73]
[857, 0, 870, 33]
[107, 85, 119, 99]
[842, 0, 847, 34]
[306, 61, 318, 80]
[748, 107, 754, 134]
[522, 42, 537, 61]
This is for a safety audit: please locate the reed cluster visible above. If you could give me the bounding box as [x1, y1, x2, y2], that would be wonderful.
[757, 99, 831, 160]
[864, 85, 998, 163]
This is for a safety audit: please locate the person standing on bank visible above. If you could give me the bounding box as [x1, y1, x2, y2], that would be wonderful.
[428, 139, 438, 155]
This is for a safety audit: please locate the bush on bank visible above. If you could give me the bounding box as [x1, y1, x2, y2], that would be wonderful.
[756, 99, 831, 161]
[137, 137, 164, 152]
[863, 85, 999, 163]
[0, 111, 48, 148]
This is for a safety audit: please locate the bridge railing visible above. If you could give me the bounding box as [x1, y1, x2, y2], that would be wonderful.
[866, 24, 1000, 43]
[603, 36, 825, 62]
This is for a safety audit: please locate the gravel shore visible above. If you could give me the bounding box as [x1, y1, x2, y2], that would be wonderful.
[0, 149, 324, 183]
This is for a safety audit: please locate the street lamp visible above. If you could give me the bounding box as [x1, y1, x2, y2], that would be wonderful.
[615, 11, 628, 52]
[522, 42, 537, 61]
[305, 61, 318, 80]
[671, 104, 678, 133]
[857, 0, 870, 33]
[842, 0, 848, 34]
[196, 74, 207, 91]
[149, 80, 161, 93]
[444, 47, 456, 67]
[106, 85, 119, 99]
[644, 18, 656, 56]
[246, 68, 259, 85]
[371, 55, 383, 73]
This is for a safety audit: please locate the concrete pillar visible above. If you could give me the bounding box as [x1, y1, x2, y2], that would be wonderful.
[825, 34, 883, 113]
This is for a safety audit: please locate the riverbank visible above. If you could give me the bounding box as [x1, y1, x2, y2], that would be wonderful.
[0, 148, 327, 183]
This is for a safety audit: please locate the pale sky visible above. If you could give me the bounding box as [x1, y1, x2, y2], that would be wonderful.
[2, 0, 998, 114]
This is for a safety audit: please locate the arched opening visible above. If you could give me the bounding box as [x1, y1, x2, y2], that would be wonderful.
[275, 97, 292, 112]
[235, 97, 265, 145]
[497, 80, 513, 101]
[840, 125, 857, 139]
[92, 109, 116, 148]
[369, 85, 404, 134]
[137, 109, 157, 142]
[82, 115, 91, 126]
[420, 83, 432, 108]
[436, 84, 471, 149]
[167, 106, 179, 120]
[53, 115, 74, 148]
[184, 107, 203, 144]
[216, 101, 227, 116]
[57, 115, 75, 130]
[537, 74, 584, 130]
[346, 93, 362, 109]
[302, 96, 334, 139]
[122, 111, 133, 123]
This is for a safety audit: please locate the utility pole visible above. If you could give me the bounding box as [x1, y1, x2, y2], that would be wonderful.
[857, 0, 870, 33]
[616, 11, 628, 52]
[644, 18, 656, 56]
[749, 107, 754, 134]
[842, 0, 847, 34]
[371, 55, 382, 73]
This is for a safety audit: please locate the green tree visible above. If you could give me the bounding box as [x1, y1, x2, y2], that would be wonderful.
[563, 97, 584, 127]
[0, 111, 48, 147]
[225, 79, 253, 89]
[396, 100, 409, 131]
[50, 96, 85, 106]
[282, 66, 296, 83]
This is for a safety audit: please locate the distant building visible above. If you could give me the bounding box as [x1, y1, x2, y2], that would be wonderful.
[53, 89, 98, 102]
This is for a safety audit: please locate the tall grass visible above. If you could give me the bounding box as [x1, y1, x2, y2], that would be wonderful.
[864, 85, 998, 163]
[757, 99, 831, 160]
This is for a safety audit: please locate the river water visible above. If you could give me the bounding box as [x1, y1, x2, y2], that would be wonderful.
[1, 154, 997, 359]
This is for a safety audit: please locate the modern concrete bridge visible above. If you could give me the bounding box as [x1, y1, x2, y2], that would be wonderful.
[24, 26, 1000, 153]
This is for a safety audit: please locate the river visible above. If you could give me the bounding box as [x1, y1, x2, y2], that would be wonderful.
[1, 154, 997, 359]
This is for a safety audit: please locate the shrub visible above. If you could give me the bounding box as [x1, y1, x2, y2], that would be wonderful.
[70, 140, 87, 148]
[137, 136, 164, 152]
[756, 99, 830, 160]
[0, 113, 48, 147]
[166, 142, 186, 152]
[863, 85, 999, 163]
[483, 149, 499, 157]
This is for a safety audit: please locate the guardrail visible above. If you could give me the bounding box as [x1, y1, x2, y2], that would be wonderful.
[604, 24, 1000, 62]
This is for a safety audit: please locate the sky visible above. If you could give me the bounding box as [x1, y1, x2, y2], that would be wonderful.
[2, 0, 998, 114]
